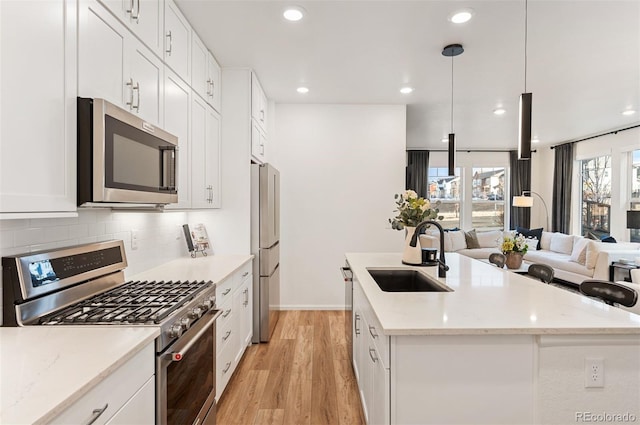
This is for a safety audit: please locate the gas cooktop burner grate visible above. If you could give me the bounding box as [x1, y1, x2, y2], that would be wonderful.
[38, 279, 212, 325]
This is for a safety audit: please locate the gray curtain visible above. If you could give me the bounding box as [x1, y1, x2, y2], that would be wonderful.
[509, 150, 531, 229]
[552, 143, 573, 233]
[406, 150, 429, 198]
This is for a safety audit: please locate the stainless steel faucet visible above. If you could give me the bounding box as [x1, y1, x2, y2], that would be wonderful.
[410, 220, 449, 277]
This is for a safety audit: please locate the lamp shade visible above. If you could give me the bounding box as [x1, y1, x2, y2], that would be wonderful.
[513, 195, 534, 207]
[627, 210, 640, 229]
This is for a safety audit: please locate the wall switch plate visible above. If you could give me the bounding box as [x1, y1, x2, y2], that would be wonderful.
[585, 358, 604, 388]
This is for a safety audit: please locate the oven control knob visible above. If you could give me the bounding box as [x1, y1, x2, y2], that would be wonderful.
[168, 323, 183, 338]
[180, 317, 191, 330]
[202, 298, 214, 310]
[190, 307, 203, 319]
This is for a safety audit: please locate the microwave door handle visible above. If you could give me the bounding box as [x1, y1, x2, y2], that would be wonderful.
[160, 147, 176, 191]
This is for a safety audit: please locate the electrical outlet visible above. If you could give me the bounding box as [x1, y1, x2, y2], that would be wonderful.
[131, 229, 139, 251]
[585, 358, 604, 388]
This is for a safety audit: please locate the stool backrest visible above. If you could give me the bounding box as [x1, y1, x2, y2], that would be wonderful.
[527, 263, 554, 283]
[580, 280, 638, 308]
[489, 253, 506, 268]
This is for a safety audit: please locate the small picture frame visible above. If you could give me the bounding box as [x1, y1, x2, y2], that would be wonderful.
[182, 223, 211, 257]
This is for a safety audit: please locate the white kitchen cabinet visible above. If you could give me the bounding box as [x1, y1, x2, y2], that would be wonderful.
[223, 69, 269, 164]
[216, 261, 253, 400]
[98, 0, 162, 55]
[164, 0, 190, 84]
[190, 94, 221, 209]
[251, 73, 268, 134]
[51, 343, 154, 425]
[191, 32, 222, 112]
[0, 0, 77, 215]
[79, 0, 162, 126]
[163, 69, 191, 209]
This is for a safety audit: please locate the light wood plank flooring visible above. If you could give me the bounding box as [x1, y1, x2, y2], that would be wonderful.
[217, 310, 365, 425]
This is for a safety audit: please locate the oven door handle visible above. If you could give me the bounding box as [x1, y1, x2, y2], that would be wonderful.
[168, 309, 221, 362]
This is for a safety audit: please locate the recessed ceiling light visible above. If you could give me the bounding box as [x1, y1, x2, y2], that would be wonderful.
[441, 138, 449, 143]
[531, 138, 540, 144]
[493, 108, 506, 115]
[283, 6, 305, 21]
[622, 109, 636, 116]
[297, 86, 309, 94]
[449, 9, 474, 24]
[400, 87, 413, 94]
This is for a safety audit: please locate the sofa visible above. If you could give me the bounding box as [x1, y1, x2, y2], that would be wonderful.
[419, 229, 640, 286]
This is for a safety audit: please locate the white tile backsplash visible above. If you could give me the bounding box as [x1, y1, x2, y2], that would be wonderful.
[0, 209, 196, 324]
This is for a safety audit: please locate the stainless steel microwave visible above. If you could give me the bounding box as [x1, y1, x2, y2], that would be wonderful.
[77, 97, 178, 207]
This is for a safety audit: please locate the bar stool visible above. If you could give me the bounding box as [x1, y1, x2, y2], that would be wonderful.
[580, 280, 638, 308]
[527, 263, 554, 283]
[488, 253, 506, 268]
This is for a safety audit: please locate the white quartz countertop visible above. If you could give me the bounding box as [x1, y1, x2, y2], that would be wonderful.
[346, 252, 640, 335]
[128, 254, 253, 283]
[0, 326, 159, 425]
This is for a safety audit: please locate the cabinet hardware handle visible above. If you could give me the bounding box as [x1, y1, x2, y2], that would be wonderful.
[85, 403, 109, 425]
[354, 314, 360, 335]
[260, 109, 265, 122]
[222, 288, 231, 296]
[260, 143, 265, 155]
[368, 325, 378, 338]
[210, 80, 215, 98]
[369, 348, 378, 363]
[132, 82, 140, 111]
[206, 79, 211, 96]
[126, 78, 135, 109]
[222, 309, 231, 318]
[131, 0, 140, 22]
[166, 31, 172, 55]
[126, 0, 134, 16]
[242, 271, 249, 277]
[223, 330, 231, 341]
[243, 288, 249, 305]
[223, 362, 231, 373]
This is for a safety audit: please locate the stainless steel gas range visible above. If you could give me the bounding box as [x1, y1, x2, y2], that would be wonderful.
[2, 240, 220, 425]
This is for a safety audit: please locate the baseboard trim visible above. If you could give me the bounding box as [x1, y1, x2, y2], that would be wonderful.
[279, 305, 345, 311]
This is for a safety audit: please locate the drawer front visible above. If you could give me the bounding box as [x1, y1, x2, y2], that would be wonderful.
[234, 261, 252, 286]
[364, 307, 389, 368]
[216, 276, 233, 305]
[216, 336, 236, 400]
[51, 343, 154, 425]
[216, 305, 234, 355]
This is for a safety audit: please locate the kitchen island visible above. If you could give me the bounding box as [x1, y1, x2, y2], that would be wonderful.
[346, 252, 640, 425]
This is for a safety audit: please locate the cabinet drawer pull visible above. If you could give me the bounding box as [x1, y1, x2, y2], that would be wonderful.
[166, 30, 172, 55]
[210, 80, 215, 98]
[222, 309, 231, 318]
[368, 325, 378, 338]
[85, 403, 108, 425]
[354, 314, 360, 335]
[223, 330, 231, 341]
[222, 362, 231, 373]
[222, 288, 231, 296]
[242, 271, 249, 277]
[132, 82, 140, 111]
[369, 348, 378, 363]
[126, 78, 134, 109]
[206, 78, 212, 96]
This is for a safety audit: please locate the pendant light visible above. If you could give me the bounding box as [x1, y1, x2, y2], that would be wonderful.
[442, 43, 464, 176]
[518, 0, 532, 160]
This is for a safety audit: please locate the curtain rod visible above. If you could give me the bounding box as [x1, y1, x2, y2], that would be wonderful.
[407, 149, 537, 153]
[549, 124, 640, 149]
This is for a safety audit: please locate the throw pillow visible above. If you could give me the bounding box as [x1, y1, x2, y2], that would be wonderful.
[540, 231, 553, 250]
[523, 238, 539, 251]
[601, 236, 617, 243]
[570, 237, 590, 265]
[549, 233, 574, 254]
[476, 230, 503, 248]
[515, 226, 543, 249]
[449, 230, 467, 251]
[464, 229, 480, 249]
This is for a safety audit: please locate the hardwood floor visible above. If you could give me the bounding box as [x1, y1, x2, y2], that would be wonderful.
[217, 311, 365, 425]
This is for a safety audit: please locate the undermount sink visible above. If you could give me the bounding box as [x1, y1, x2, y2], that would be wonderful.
[367, 268, 453, 293]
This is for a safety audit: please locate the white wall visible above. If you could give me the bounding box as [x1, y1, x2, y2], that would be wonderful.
[273, 104, 406, 309]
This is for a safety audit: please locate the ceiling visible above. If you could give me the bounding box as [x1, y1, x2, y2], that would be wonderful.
[176, 0, 640, 151]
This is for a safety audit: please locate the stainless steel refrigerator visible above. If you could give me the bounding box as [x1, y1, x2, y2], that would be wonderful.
[251, 163, 280, 342]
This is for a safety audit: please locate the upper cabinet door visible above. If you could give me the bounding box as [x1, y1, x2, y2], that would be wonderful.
[164, 0, 190, 83]
[98, 0, 162, 55]
[208, 53, 221, 113]
[0, 0, 77, 214]
[129, 37, 163, 125]
[191, 32, 209, 101]
[78, 0, 128, 106]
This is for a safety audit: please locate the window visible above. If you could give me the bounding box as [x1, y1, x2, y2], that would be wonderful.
[471, 167, 505, 230]
[631, 150, 640, 243]
[580, 155, 611, 237]
[428, 167, 460, 229]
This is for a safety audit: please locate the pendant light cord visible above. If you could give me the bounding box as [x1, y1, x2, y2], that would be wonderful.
[524, 0, 528, 92]
[450, 54, 454, 133]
